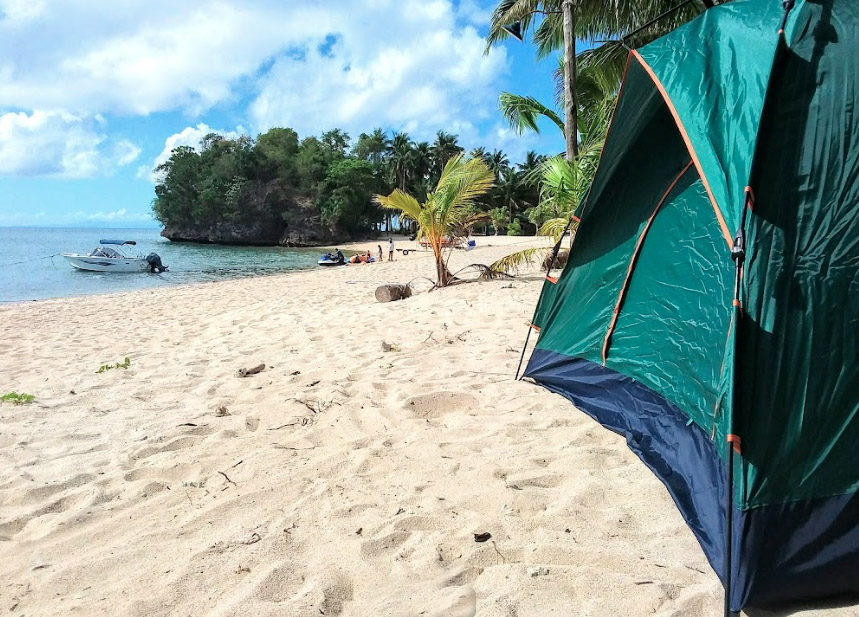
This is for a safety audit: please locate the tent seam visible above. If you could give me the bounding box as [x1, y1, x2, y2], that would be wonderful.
[601, 160, 695, 365]
[631, 50, 733, 248]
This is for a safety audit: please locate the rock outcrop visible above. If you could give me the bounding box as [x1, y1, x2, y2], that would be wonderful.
[160, 185, 342, 247]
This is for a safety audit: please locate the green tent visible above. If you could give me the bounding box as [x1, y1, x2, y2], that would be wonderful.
[523, 0, 859, 610]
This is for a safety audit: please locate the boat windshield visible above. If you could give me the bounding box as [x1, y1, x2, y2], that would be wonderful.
[89, 247, 121, 258]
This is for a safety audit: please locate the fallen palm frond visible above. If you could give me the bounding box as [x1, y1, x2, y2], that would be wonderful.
[491, 247, 550, 274]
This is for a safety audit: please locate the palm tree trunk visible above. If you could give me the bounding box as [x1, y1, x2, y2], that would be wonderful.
[562, 0, 578, 161]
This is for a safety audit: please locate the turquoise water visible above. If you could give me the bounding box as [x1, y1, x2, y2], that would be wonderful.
[0, 227, 323, 302]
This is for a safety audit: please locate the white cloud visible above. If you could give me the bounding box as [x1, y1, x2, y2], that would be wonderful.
[249, 1, 507, 143]
[0, 110, 140, 178]
[0, 1, 508, 137]
[0, 0, 47, 25]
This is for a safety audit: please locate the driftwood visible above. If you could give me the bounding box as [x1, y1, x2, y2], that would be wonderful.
[236, 363, 265, 377]
[375, 283, 412, 303]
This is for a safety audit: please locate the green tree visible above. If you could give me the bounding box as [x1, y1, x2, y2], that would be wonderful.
[489, 207, 509, 235]
[354, 128, 389, 164]
[256, 127, 299, 182]
[487, 149, 510, 179]
[321, 129, 351, 156]
[376, 154, 493, 287]
[152, 146, 202, 226]
[431, 131, 464, 179]
[318, 158, 379, 231]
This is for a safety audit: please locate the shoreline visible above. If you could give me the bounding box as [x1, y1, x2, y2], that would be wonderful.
[4, 234, 840, 616]
[0, 234, 546, 308]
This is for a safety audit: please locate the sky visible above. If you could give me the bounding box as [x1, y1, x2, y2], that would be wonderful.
[0, 0, 565, 228]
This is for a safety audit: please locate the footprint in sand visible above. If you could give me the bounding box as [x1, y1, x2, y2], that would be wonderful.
[131, 435, 199, 460]
[255, 564, 305, 602]
[403, 391, 479, 419]
[359, 531, 411, 558]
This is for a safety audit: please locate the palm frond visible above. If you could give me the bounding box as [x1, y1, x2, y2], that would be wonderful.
[491, 247, 552, 274]
[538, 217, 577, 240]
[375, 190, 422, 221]
[499, 92, 565, 135]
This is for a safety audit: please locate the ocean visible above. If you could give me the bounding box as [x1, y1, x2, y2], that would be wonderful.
[0, 227, 324, 303]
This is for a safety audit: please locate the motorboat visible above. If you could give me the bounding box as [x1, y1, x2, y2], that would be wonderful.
[62, 240, 168, 273]
[318, 252, 346, 267]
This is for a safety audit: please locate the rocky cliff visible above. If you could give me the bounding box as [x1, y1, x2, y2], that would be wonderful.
[160, 185, 341, 247]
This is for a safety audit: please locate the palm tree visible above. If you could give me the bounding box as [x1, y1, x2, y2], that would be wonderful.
[492, 144, 600, 272]
[486, 0, 709, 158]
[519, 151, 547, 175]
[356, 127, 388, 165]
[469, 147, 489, 163]
[388, 132, 414, 191]
[487, 149, 510, 180]
[491, 98, 609, 272]
[494, 167, 530, 224]
[376, 154, 493, 287]
[431, 131, 464, 178]
[499, 61, 616, 142]
[411, 141, 434, 194]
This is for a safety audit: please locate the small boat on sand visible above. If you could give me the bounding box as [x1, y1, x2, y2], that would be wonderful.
[318, 251, 346, 267]
[62, 240, 168, 273]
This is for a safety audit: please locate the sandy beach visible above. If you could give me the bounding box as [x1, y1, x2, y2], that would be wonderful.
[0, 236, 853, 617]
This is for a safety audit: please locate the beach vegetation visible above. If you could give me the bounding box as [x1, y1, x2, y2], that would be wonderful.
[376, 154, 494, 287]
[96, 357, 131, 373]
[152, 125, 541, 240]
[1, 391, 35, 405]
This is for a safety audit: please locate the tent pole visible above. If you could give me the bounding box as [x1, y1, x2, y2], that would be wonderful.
[724, 5, 796, 612]
[724, 438, 737, 617]
[514, 327, 533, 381]
[513, 215, 578, 380]
[725, 184, 750, 615]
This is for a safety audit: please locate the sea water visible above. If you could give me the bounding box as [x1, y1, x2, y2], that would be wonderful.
[0, 227, 322, 303]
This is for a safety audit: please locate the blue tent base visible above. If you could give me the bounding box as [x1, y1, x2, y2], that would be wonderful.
[524, 349, 859, 611]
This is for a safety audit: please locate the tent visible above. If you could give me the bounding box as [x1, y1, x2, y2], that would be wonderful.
[522, 0, 859, 611]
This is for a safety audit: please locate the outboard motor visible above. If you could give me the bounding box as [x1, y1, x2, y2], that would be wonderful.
[145, 253, 168, 273]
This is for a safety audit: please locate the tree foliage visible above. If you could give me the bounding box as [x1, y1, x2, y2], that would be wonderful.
[152, 125, 549, 240]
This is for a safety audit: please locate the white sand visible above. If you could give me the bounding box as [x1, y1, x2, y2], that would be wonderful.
[0, 236, 854, 616]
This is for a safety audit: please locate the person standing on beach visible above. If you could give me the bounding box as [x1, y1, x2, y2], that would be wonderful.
[377, 245, 383, 262]
[388, 238, 394, 261]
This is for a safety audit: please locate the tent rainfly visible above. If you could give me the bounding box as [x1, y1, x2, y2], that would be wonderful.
[522, 0, 859, 612]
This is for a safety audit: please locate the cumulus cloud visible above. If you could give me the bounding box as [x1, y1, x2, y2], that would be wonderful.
[0, 0, 534, 178]
[0, 1, 506, 135]
[249, 0, 507, 143]
[0, 110, 140, 178]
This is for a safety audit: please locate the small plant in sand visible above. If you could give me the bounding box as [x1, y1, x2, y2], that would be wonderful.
[1, 391, 35, 405]
[376, 154, 493, 287]
[96, 357, 131, 373]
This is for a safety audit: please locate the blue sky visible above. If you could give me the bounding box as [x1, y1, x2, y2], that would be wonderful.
[0, 0, 565, 228]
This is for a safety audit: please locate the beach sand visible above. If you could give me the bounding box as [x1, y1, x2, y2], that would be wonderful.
[0, 236, 854, 616]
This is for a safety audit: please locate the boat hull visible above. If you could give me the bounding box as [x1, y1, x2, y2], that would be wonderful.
[62, 254, 151, 273]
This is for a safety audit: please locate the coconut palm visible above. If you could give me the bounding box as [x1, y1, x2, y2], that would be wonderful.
[411, 141, 434, 193]
[469, 146, 488, 162]
[491, 100, 608, 273]
[487, 0, 711, 158]
[500, 61, 616, 141]
[431, 131, 464, 178]
[376, 154, 493, 287]
[519, 151, 547, 175]
[494, 167, 530, 223]
[354, 127, 389, 165]
[487, 149, 511, 180]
